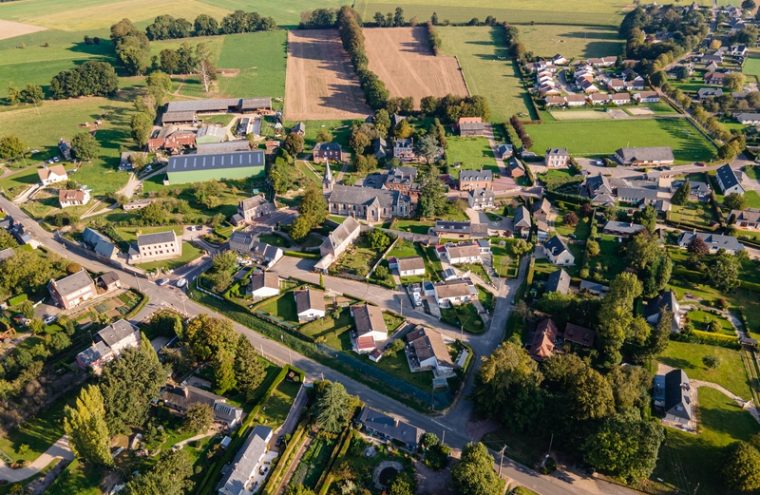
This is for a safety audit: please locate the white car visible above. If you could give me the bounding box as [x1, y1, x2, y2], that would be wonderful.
[43, 315, 57, 325]
[176, 278, 187, 288]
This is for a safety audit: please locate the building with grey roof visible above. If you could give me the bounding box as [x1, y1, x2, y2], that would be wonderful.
[294, 288, 326, 322]
[616, 187, 658, 205]
[318, 216, 361, 268]
[49, 270, 98, 310]
[196, 141, 251, 155]
[165, 97, 271, 115]
[82, 227, 118, 260]
[730, 209, 760, 230]
[653, 369, 695, 429]
[131, 230, 182, 264]
[459, 169, 493, 191]
[218, 425, 273, 495]
[715, 164, 744, 195]
[581, 173, 615, 205]
[160, 383, 243, 428]
[166, 151, 265, 185]
[613, 147, 674, 166]
[77, 319, 140, 372]
[678, 231, 743, 254]
[358, 407, 422, 451]
[603, 220, 646, 237]
[513, 205, 532, 238]
[327, 185, 412, 222]
[545, 269, 571, 294]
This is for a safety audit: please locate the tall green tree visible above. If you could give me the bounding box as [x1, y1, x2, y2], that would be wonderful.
[99, 337, 166, 434]
[234, 335, 267, 400]
[184, 314, 238, 362]
[596, 272, 643, 366]
[131, 112, 153, 148]
[543, 353, 615, 423]
[583, 417, 664, 482]
[671, 181, 690, 205]
[123, 449, 194, 495]
[418, 164, 447, 218]
[723, 442, 760, 492]
[0, 135, 27, 161]
[710, 251, 740, 291]
[451, 443, 502, 495]
[183, 403, 213, 434]
[71, 132, 98, 162]
[64, 385, 113, 466]
[313, 382, 353, 435]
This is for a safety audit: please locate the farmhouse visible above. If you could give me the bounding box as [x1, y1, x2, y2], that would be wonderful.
[233, 194, 275, 225]
[249, 271, 280, 300]
[457, 117, 487, 136]
[58, 188, 91, 208]
[678, 232, 743, 254]
[37, 165, 68, 186]
[543, 235, 575, 265]
[251, 242, 284, 270]
[613, 147, 674, 166]
[328, 185, 412, 222]
[49, 269, 98, 310]
[513, 206, 532, 238]
[434, 278, 476, 307]
[313, 142, 343, 162]
[603, 220, 646, 237]
[351, 304, 388, 354]
[653, 369, 695, 429]
[442, 242, 482, 265]
[388, 256, 425, 277]
[715, 164, 744, 195]
[76, 319, 140, 372]
[294, 288, 326, 322]
[131, 231, 182, 264]
[147, 126, 196, 153]
[730, 209, 760, 230]
[405, 326, 455, 378]
[166, 151, 265, 185]
[160, 384, 243, 428]
[459, 169, 493, 191]
[218, 425, 274, 495]
[468, 188, 495, 210]
[704, 71, 728, 85]
[545, 269, 571, 295]
[228, 231, 256, 255]
[530, 318, 559, 361]
[318, 216, 361, 266]
[545, 148, 569, 169]
[633, 91, 660, 103]
[358, 407, 421, 452]
[735, 113, 760, 125]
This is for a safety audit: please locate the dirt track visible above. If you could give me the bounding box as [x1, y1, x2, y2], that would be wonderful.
[0, 19, 46, 41]
[363, 26, 469, 108]
[284, 29, 371, 121]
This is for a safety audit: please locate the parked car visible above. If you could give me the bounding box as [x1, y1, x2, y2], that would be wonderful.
[43, 315, 57, 325]
[176, 278, 187, 289]
[156, 278, 169, 286]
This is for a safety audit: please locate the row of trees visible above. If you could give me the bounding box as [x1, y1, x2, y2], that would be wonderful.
[111, 18, 151, 75]
[49, 61, 118, 99]
[426, 21, 442, 55]
[509, 114, 533, 150]
[337, 6, 390, 110]
[145, 11, 276, 41]
[418, 94, 490, 124]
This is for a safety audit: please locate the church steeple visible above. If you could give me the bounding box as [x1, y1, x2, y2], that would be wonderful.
[323, 158, 334, 193]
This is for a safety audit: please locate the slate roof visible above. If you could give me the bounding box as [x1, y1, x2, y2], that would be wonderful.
[166, 97, 271, 113]
[352, 304, 387, 337]
[328, 185, 401, 209]
[323, 216, 360, 251]
[250, 271, 279, 292]
[513, 205, 531, 229]
[644, 290, 679, 321]
[544, 235, 569, 256]
[294, 288, 325, 315]
[545, 269, 571, 294]
[196, 141, 251, 154]
[603, 220, 646, 235]
[664, 369, 694, 420]
[97, 319, 136, 347]
[678, 232, 743, 252]
[358, 407, 422, 448]
[220, 425, 273, 495]
[460, 170, 493, 182]
[168, 151, 265, 174]
[137, 230, 177, 247]
[715, 164, 742, 192]
[616, 187, 658, 202]
[615, 147, 674, 163]
[50, 270, 95, 297]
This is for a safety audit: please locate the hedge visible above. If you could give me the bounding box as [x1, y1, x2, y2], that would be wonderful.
[284, 250, 321, 259]
[317, 428, 356, 495]
[671, 330, 740, 349]
[263, 423, 309, 495]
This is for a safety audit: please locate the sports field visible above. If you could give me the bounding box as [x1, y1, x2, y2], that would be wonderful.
[284, 29, 371, 121]
[518, 24, 623, 59]
[363, 26, 468, 106]
[438, 26, 533, 122]
[527, 118, 717, 163]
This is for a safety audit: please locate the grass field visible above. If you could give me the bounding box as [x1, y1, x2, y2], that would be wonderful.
[217, 31, 287, 97]
[743, 51, 760, 77]
[438, 26, 534, 122]
[446, 136, 498, 176]
[527, 118, 717, 163]
[135, 242, 203, 272]
[654, 387, 759, 495]
[519, 24, 623, 59]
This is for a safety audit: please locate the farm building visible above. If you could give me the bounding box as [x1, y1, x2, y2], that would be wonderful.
[166, 151, 265, 185]
[613, 147, 674, 166]
[735, 113, 760, 125]
[457, 117, 487, 136]
[161, 97, 272, 125]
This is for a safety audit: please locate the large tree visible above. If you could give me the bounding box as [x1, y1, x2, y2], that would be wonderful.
[710, 251, 740, 291]
[583, 417, 664, 482]
[64, 385, 113, 467]
[130, 112, 153, 148]
[183, 403, 213, 434]
[0, 135, 28, 161]
[234, 335, 267, 400]
[451, 443, 502, 495]
[543, 353, 615, 423]
[71, 132, 99, 162]
[313, 381, 353, 435]
[723, 442, 760, 492]
[123, 449, 194, 495]
[184, 314, 238, 362]
[596, 272, 643, 366]
[99, 337, 166, 434]
[418, 164, 447, 218]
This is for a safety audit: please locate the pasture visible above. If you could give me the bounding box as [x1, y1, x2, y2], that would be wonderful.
[284, 29, 371, 121]
[438, 26, 533, 122]
[526, 118, 717, 163]
[518, 24, 623, 59]
[363, 26, 468, 106]
[217, 31, 287, 98]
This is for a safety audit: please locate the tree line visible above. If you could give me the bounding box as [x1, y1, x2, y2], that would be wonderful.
[145, 11, 276, 41]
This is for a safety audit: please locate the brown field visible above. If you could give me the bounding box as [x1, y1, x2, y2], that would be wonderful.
[363, 26, 469, 107]
[0, 19, 46, 40]
[284, 29, 371, 121]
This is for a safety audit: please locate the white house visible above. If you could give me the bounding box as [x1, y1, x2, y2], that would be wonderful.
[433, 278, 476, 308]
[406, 326, 455, 378]
[37, 165, 68, 186]
[58, 188, 91, 208]
[443, 242, 482, 265]
[251, 242, 284, 269]
[218, 425, 273, 495]
[250, 271, 280, 300]
[294, 288, 326, 322]
[316, 216, 361, 271]
[678, 232, 744, 254]
[76, 320, 140, 373]
[543, 235, 575, 265]
[130, 231, 182, 264]
[351, 304, 388, 354]
[715, 164, 745, 195]
[388, 256, 425, 277]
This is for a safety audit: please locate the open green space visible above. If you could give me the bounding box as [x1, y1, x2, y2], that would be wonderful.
[527, 118, 717, 163]
[658, 340, 753, 400]
[654, 387, 759, 495]
[289, 436, 337, 489]
[519, 24, 623, 59]
[331, 236, 384, 278]
[686, 309, 735, 336]
[668, 202, 718, 229]
[46, 459, 101, 495]
[255, 291, 299, 323]
[743, 51, 760, 77]
[371, 349, 433, 391]
[0, 394, 66, 462]
[538, 169, 583, 190]
[300, 307, 354, 349]
[441, 303, 485, 333]
[388, 218, 434, 235]
[254, 378, 301, 428]
[438, 25, 534, 122]
[135, 241, 204, 272]
[744, 190, 760, 209]
[217, 30, 287, 98]
[446, 136, 498, 176]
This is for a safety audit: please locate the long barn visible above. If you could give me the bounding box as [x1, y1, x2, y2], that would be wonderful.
[166, 150, 265, 185]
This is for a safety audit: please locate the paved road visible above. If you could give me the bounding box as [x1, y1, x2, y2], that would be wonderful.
[0, 196, 644, 495]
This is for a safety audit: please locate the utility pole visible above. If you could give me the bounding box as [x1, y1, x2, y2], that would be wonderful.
[499, 445, 506, 477]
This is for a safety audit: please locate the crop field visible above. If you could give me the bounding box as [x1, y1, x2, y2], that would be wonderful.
[284, 29, 371, 121]
[363, 26, 468, 106]
[217, 31, 287, 98]
[527, 118, 717, 163]
[438, 26, 533, 122]
[518, 24, 623, 59]
[0, 18, 46, 40]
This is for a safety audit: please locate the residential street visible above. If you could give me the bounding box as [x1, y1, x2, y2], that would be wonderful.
[0, 195, 644, 495]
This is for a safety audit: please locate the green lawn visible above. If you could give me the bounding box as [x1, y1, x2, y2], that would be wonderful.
[46, 459, 101, 495]
[658, 340, 753, 400]
[441, 303, 485, 334]
[372, 349, 433, 391]
[389, 218, 434, 235]
[527, 118, 717, 163]
[0, 394, 67, 462]
[387, 239, 419, 258]
[446, 136, 498, 177]
[519, 24, 623, 59]
[300, 307, 354, 349]
[253, 379, 301, 428]
[668, 202, 718, 228]
[258, 233, 291, 248]
[538, 169, 583, 190]
[289, 436, 337, 490]
[743, 52, 760, 77]
[744, 190, 760, 209]
[217, 31, 287, 99]
[331, 243, 381, 278]
[654, 387, 759, 495]
[255, 291, 300, 323]
[438, 26, 534, 122]
[136, 242, 203, 272]
[686, 309, 735, 337]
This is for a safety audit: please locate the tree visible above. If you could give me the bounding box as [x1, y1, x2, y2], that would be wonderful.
[19, 84, 43, 105]
[394, 119, 414, 139]
[139, 201, 168, 225]
[291, 184, 327, 240]
[607, 365, 652, 414]
[671, 181, 690, 205]
[418, 165, 447, 218]
[0, 249, 56, 295]
[71, 132, 98, 162]
[451, 443, 502, 495]
[687, 235, 709, 258]
[393, 6, 405, 26]
[0, 230, 17, 250]
[183, 403, 213, 434]
[563, 211, 578, 226]
[146, 71, 172, 103]
[313, 382, 353, 435]
[743, 0, 757, 10]
[586, 239, 600, 258]
[367, 229, 391, 250]
[725, 72, 746, 92]
[415, 133, 441, 163]
[99, 338, 166, 434]
[211, 250, 238, 274]
[374, 108, 391, 136]
[286, 486, 316, 495]
[596, 272, 643, 366]
[635, 205, 657, 232]
[583, 417, 664, 482]
[544, 353, 615, 422]
[349, 125, 373, 155]
[723, 442, 760, 492]
[234, 335, 266, 400]
[123, 449, 194, 495]
[724, 192, 746, 211]
[130, 112, 153, 148]
[0, 135, 27, 161]
[710, 251, 740, 291]
[284, 132, 305, 155]
[64, 385, 112, 466]
[389, 473, 415, 495]
[194, 14, 219, 36]
[184, 314, 238, 362]
[195, 43, 217, 93]
[316, 129, 333, 143]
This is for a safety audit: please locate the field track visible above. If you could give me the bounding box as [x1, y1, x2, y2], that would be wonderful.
[363, 26, 468, 106]
[0, 19, 45, 40]
[284, 29, 371, 121]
